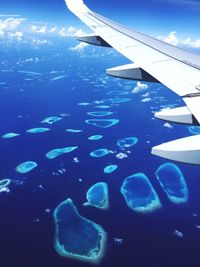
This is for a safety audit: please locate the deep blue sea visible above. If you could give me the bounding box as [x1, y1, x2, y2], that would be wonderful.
[1, 37, 200, 267]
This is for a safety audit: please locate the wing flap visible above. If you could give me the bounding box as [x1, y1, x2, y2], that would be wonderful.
[183, 96, 200, 124]
[152, 135, 200, 165]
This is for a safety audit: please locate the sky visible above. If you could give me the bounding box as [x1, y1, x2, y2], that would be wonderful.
[1, 0, 200, 31]
[0, 0, 200, 49]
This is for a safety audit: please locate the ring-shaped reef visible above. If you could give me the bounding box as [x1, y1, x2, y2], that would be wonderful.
[0, 178, 11, 189]
[155, 163, 188, 203]
[41, 116, 62, 124]
[87, 111, 113, 117]
[16, 161, 37, 174]
[108, 97, 131, 104]
[107, 91, 130, 96]
[117, 137, 138, 148]
[121, 173, 161, 213]
[188, 126, 200, 135]
[78, 102, 91, 106]
[95, 105, 110, 109]
[104, 165, 118, 174]
[88, 135, 103, 141]
[85, 119, 119, 128]
[66, 129, 83, 133]
[26, 127, 50, 133]
[51, 75, 65, 81]
[2, 133, 20, 139]
[90, 148, 110, 158]
[53, 198, 107, 264]
[83, 182, 109, 210]
[46, 146, 78, 159]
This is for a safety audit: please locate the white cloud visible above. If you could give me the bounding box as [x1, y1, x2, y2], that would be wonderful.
[67, 25, 76, 34]
[115, 152, 128, 159]
[142, 92, 150, 98]
[141, 97, 152, 102]
[158, 31, 179, 46]
[0, 187, 10, 193]
[49, 26, 57, 33]
[32, 39, 50, 46]
[182, 38, 200, 48]
[29, 23, 87, 38]
[31, 25, 47, 34]
[163, 122, 173, 129]
[0, 17, 25, 31]
[31, 25, 37, 32]
[0, 29, 5, 37]
[37, 26, 47, 34]
[0, 18, 91, 49]
[58, 27, 67, 37]
[58, 26, 87, 37]
[132, 81, 149, 94]
[157, 31, 200, 48]
[73, 28, 87, 37]
[8, 31, 23, 40]
[0, 17, 26, 40]
[69, 42, 89, 52]
[0, 16, 88, 46]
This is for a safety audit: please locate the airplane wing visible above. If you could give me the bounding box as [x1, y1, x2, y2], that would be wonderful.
[65, 0, 200, 165]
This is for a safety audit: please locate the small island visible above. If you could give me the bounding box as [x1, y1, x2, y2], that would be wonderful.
[155, 163, 188, 204]
[83, 182, 109, 210]
[53, 198, 107, 264]
[121, 172, 161, 213]
[46, 146, 78, 159]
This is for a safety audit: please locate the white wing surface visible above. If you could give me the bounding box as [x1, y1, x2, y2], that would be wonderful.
[65, 0, 200, 165]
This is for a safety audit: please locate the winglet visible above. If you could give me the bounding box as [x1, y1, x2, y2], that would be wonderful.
[64, 0, 90, 14]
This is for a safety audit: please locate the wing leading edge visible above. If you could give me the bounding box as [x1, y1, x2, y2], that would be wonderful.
[65, 0, 200, 165]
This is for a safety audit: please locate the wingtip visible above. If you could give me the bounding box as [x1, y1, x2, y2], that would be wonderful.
[64, 0, 89, 13]
[65, 0, 84, 6]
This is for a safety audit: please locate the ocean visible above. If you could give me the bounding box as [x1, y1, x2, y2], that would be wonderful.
[0, 37, 200, 267]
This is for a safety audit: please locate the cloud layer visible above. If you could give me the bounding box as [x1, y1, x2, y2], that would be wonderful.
[157, 31, 200, 48]
[0, 16, 88, 47]
[0, 16, 199, 51]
